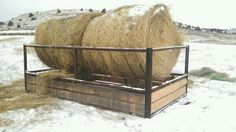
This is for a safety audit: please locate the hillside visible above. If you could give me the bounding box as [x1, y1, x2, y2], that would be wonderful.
[0, 8, 100, 31]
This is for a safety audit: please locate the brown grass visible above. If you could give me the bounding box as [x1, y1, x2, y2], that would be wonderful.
[31, 71, 72, 94]
[0, 80, 56, 113]
[82, 4, 183, 81]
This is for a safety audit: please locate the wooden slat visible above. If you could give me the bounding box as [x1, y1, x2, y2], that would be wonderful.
[49, 88, 145, 117]
[151, 86, 186, 113]
[26, 74, 145, 105]
[151, 78, 187, 102]
[52, 80, 144, 104]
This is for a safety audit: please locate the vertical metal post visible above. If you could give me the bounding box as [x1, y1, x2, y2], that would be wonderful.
[74, 49, 79, 79]
[23, 45, 28, 91]
[184, 45, 190, 94]
[184, 45, 190, 74]
[145, 48, 153, 118]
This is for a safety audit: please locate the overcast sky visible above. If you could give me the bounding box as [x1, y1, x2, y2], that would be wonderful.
[0, 0, 236, 28]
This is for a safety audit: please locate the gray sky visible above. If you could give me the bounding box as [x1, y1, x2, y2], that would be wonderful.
[0, 0, 236, 28]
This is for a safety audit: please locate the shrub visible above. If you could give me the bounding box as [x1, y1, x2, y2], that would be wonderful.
[89, 9, 93, 12]
[57, 9, 61, 13]
[29, 13, 34, 17]
[17, 24, 21, 28]
[8, 21, 14, 26]
[80, 8, 83, 11]
[19, 19, 22, 21]
[195, 26, 201, 31]
[0, 22, 4, 26]
[31, 17, 37, 21]
[101, 8, 106, 13]
[190, 67, 236, 82]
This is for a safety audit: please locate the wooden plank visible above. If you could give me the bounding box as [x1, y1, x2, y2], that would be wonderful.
[49, 80, 145, 105]
[49, 88, 145, 117]
[151, 86, 186, 113]
[27, 75, 145, 105]
[151, 78, 187, 102]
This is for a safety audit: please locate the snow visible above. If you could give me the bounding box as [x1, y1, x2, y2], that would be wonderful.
[0, 35, 47, 84]
[0, 30, 35, 34]
[153, 6, 165, 15]
[173, 42, 236, 77]
[1, 34, 236, 131]
[128, 5, 151, 17]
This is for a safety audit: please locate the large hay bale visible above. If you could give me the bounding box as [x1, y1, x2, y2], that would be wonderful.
[82, 4, 183, 81]
[35, 12, 103, 72]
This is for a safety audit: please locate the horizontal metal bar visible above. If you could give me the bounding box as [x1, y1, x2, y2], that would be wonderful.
[28, 68, 52, 73]
[25, 44, 188, 52]
[152, 46, 187, 51]
[25, 44, 146, 52]
[62, 78, 145, 94]
[170, 73, 185, 76]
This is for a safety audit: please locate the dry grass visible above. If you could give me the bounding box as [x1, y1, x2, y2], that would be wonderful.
[82, 4, 183, 81]
[31, 71, 72, 94]
[0, 80, 56, 113]
[190, 67, 236, 82]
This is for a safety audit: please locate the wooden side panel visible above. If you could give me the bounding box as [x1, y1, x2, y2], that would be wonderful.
[151, 78, 187, 102]
[50, 88, 144, 117]
[26, 74, 145, 117]
[151, 86, 186, 113]
[52, 80, 145, 104]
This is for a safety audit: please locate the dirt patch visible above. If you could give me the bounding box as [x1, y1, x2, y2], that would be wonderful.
[0, 80, 56, 113]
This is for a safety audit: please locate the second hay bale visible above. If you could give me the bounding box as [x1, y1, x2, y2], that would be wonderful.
[82, 4, 183, 81]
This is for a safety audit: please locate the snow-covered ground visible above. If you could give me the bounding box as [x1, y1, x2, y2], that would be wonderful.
[0, 35, 47, 84]
[0, 35, 236, 132]
[0, 30, 35, 34]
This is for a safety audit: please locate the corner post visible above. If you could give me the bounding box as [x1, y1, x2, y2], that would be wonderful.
[145, 48, 153, 118]
[185, 45, 190, 74]
[184, 45, 190, 94]
[23, 45, 28, 91]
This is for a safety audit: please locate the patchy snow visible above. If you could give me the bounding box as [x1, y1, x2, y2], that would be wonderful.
[173, 42, 236, 77]
[0, 30, 35, 34]
[1, 77, 236, 132]
[0, 9, 96, 31]
[0, 34, 236, 132]
[128, 5, 151, 16]
[0, 35, 47, 84]
[153, 6, 165, 15]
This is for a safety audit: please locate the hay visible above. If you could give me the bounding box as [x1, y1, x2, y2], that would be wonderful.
[0, 80, 55, 113]
[33, 71, 72, 94]
[82, 4, 183, 81]
[35, 12, 103, 72]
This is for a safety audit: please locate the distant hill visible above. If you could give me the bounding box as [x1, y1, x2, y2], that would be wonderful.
[0, 8, 235, 35]
[0, 8, 100, 31]
[175, 22, 236, 34]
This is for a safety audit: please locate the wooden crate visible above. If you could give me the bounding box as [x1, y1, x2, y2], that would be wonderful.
[25, 72, 187, 118]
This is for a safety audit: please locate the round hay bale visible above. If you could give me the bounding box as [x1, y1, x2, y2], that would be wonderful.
[35, 12, 103, 72]
[82, 4, 183, 81]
